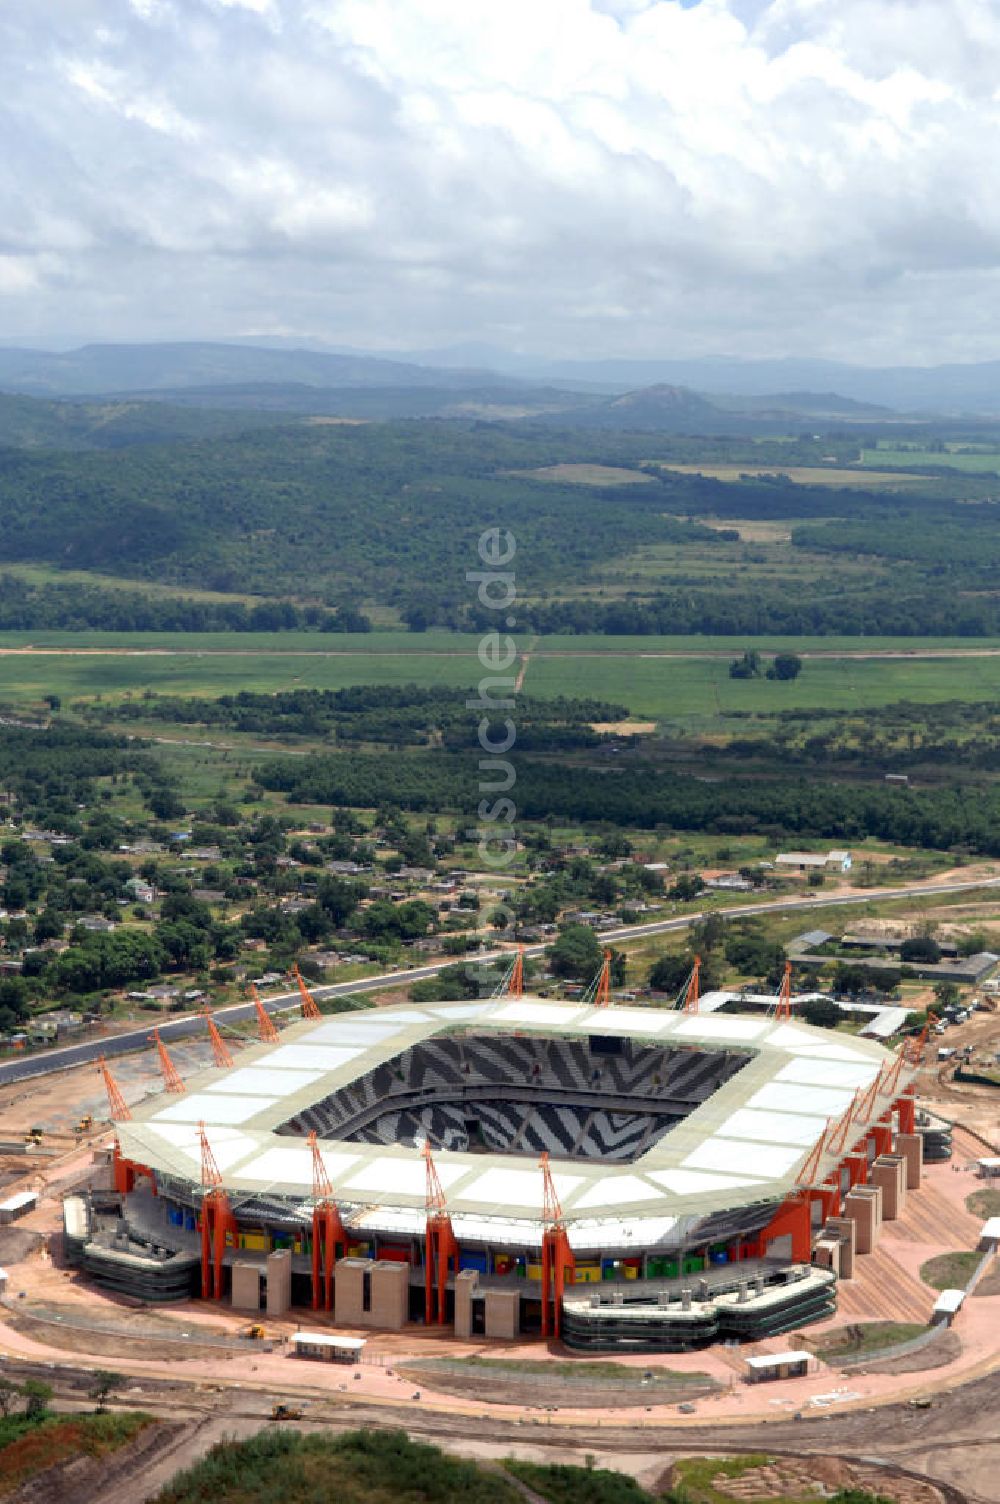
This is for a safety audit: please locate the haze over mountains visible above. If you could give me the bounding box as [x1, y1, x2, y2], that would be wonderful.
[0, 339, 998, 427]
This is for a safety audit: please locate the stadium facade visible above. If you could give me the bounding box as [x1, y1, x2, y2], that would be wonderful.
[68, 997, 926, 1351]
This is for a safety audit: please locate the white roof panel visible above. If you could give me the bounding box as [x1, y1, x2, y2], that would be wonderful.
[491, 1001, 585, 1026]
[309, 1020, 402, 1045]
[432, 1003, 493, 1018]
[145, 1124, 256, 1170]
[646, 1168, 765, 1195]
[265, 1044, 363, 1072]
[747, 1082, 856, 1117]
[572, 1175, 663, 1208]
[682, 1136, 803, 1178]
[237, 1145, 359, 1186]
[206, 1067, 324, 1097]
[675, 1016, 769, 1041]
[776, 1058, 879, 1089]
[152, 1094, 269, 1127]
[363, 1010, 429, 1023]
[722, 1107, 828, 1147]
[459, 1166, 584, 1208]
[344, 1156, 466, 1198]
[578, 1008, 673, 1035]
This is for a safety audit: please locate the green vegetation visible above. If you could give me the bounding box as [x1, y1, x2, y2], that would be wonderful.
[257, 744, 1000, 855]
[153, 1428, 524, 1504]
[808, 1321, 927, 1362]
[919, 1251, 982, 1290]
[667, 1455, 892, 1504]
[413, 1355, 706, 1383]
[862, 445, 1000, 473]
[966, 1189, 1000, 1218]
[0, 1381, 148, 1500]
[504, 1459, 663, 1504]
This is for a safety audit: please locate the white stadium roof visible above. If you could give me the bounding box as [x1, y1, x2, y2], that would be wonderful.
[119, 998, 914, 1251]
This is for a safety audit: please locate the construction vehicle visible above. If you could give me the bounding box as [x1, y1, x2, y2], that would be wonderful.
[24, 1126, 43, 1144]
[244, 1324, 266, 1340]
[75, 1114, 93, 1134]
[270, 1403, 304, 1421]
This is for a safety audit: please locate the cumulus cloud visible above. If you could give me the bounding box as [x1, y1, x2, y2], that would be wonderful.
[2, 0, 1000, 359]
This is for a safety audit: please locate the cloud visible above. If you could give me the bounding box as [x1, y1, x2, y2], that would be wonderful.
[2, 0, 1000, 360]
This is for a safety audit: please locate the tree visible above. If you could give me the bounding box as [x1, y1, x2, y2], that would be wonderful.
[729, 649, 762, 679]
[649, 952, 694, 993]
[22, 1380, 52, 1421]
[767, 653, 802, 681]
[799, 997, 841, 1029]
[669, 874, 704, 902]
[900, 936, 941, 963]
[547, 923, 603, 981]
[933, 980, 961, 1010]
[88, 1370, 123, 1412]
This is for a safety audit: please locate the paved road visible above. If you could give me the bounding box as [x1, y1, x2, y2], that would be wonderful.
[4, 875, 998, 1089]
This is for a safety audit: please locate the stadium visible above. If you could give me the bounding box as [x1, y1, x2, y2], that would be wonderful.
[64, 986, 928, 1353]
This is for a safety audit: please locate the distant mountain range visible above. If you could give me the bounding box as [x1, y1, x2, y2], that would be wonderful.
[0, 338, 995, 430]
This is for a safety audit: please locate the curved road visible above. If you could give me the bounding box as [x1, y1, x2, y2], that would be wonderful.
[4, 875, 997, 1089]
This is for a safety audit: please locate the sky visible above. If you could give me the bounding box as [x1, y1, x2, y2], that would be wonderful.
[3, 0, 1000, 363]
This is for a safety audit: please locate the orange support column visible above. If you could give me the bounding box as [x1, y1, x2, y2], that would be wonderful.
[845, 1152, 867, 1187]
[760, 1195, 812, 1263]
[539, 1237, 551, 1339]
[895, 1093, 916, 1136]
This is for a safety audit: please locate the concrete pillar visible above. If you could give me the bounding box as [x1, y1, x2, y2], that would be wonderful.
[369, 1261, 408, 1330]
[824, 1216, 856, 1278]
[265, 1248, 292, 1317]
[484, 1288, 520, 1340]
[230, 1261, 261, 1312]
[334, 1256, 370, 1326]
[896, 1131, 923, 1190]
[844, 1184, 882, 1254]
[871, 1156, 905, 1220]
[453, 1269, 478, 1339]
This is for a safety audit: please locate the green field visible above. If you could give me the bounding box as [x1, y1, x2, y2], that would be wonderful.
[863, 446, 1000, 473]
[523, 651, 1000, 723]
[2, 630, 999, 727]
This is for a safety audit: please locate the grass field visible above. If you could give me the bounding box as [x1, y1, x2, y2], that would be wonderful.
[863, 447, 1000, 473]
[2, 630, 999, 725]
[513, 463, 654, 486]
[919, 1251, 982, 1290]
[523, 650, 1000, 722]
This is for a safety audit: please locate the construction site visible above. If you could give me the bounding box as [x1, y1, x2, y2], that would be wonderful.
[0, 960, 991, 1501]
[43, 959, 946, 1353]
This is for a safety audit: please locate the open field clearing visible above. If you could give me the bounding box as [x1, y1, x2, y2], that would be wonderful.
[9, 628, 1000, 656]
[0, 628, 496, 654]
[1, 642, 995, 724]
[511, 462, 655, 485]
[864, 446, 1000, 473]
[647, 461, 931, 485]
[0, 648, 481, 703]
[523, 650, 1000, 722]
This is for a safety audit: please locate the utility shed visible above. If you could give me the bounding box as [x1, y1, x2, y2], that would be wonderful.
[744, 1349, 813, 1383]
[290, 1331, 366, 1364]
[979, 1217, 1000, 1250]
[0, 1191, 36, 1224]
[932, 1290, 965, 1326]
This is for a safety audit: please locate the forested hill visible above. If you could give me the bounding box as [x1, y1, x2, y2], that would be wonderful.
[0, 422, 725, 601]
[2, 408, 1000, 634]
[0, 390, 294, 450]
